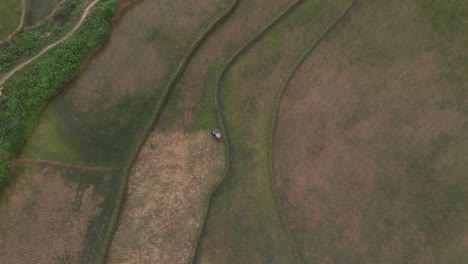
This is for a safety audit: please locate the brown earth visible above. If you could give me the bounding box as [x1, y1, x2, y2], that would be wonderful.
[107, 130, 224, 264]
[274, 0, 467, 262]
[0, 164, 103, 263]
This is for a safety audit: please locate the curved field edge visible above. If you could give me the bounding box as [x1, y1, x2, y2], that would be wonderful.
[192, 1, 305, 262]
[267, 0, 357, 262]
[0, 0, 118, 188]
[273, 0, 467, 262]
[101, 0, 241, 262]
[0, 0, 25, 42]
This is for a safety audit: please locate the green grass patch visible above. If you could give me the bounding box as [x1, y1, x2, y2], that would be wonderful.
[0, 0, 22, 40]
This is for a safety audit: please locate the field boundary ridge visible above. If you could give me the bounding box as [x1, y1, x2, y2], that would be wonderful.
[192, 1, 305, 263]
[267, 0, 358, 262]
[14, 158, 120, 172]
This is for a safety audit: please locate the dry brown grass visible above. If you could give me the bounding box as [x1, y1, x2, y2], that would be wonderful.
[0, 164, 103, 263]
[274, 0, 467, 262]
[107, 130, 224, 264]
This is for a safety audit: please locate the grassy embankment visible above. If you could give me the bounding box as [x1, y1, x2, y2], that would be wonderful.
[195, 0, 355, 263]
[0, 0, 111, 186]
[274, 0, 467, 262]
[0, 0, 22, 40]
[108, 0, 300, 262]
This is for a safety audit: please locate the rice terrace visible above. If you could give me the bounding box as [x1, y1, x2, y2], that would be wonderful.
[0, 0, 466, 263]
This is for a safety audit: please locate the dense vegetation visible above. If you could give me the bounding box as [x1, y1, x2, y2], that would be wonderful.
[0, 0, 118, 186]
[0, 0, 93, 72]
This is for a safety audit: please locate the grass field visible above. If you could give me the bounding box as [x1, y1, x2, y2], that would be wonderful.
[0, 0, 23, 40]
[23, 0, 62, 27]
[274, 0, 468, 262]
[195, 0, 355, 262]
[0, 0, 465, 262]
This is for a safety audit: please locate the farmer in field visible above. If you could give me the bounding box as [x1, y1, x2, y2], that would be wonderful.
[211, 130, 222, 139]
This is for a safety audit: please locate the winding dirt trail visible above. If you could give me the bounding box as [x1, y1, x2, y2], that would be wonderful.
[0, 0, 100, 92]
[1, 0, 26, 44]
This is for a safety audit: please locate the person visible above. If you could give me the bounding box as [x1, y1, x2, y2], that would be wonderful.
[211, 130, 222, 139]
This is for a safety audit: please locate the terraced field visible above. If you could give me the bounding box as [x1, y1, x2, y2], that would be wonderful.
[0, 0, 466, 263]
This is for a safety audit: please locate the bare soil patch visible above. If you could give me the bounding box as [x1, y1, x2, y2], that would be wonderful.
[274, 0, 467, 262]
[107, 130, 224, 264]
[0, 164, 103, 263]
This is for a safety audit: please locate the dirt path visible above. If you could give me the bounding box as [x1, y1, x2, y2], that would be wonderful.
[1, 0, 26, 43]
[14, 158, 119, 172]
[0, 0, 100, 92]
